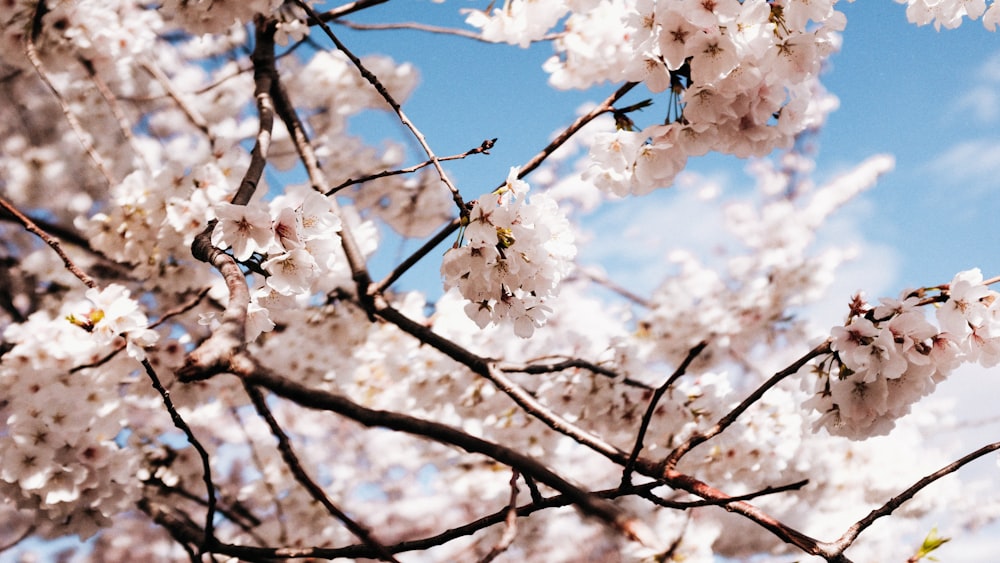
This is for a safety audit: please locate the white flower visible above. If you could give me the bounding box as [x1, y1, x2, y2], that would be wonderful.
[211, 201, 274, 261]
[263, 248, 319, 296]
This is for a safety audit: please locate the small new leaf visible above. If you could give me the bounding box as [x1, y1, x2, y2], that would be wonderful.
[909, 526, 950, 562]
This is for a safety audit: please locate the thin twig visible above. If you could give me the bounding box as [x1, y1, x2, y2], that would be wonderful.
[477, 470, 520, 563]
[77, 56, 146, 172]
[296, 0, 467, 213]
[140, 358, 217, 553]
[335, 20, 502, 42]
[242, 382, 400, 562]
[501, 357, 653, 390]
[829, 439, 1000, 556]
[317, 0, 390, 21]
[579, 267, 653, 308]
[0, 195, 96, 288]
[70, 287, 211, 373]
[327, 138, 496, 195]
[662, 340, 832, 470]
[373, 217, 461, 293]
[140, 59, 218, 148]
[621, 341, 707, 487]
[25, 2, 114, 186]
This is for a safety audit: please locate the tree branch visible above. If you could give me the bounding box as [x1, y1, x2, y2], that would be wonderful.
[242, 382, 401, 562]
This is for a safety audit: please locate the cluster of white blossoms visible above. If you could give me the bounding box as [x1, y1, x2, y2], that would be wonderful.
[210, 189, 345, 341]
[580, 0, 844, 194]
[898, 0, 1000, 29]
[805, 269, 1000, 439]
[0, 289, 152, 540]
[441, 168, 576, 337]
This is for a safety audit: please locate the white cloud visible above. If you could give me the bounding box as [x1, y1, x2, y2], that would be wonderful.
[954, 85, 999, 122]
[949, 50, 1000, 124]
[925, 138, 1000, 190]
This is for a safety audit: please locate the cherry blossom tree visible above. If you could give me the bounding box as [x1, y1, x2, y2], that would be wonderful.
[1, 0, 999, 561]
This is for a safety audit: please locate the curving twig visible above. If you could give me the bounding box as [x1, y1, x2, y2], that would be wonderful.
[0, 195, 96, 289]
[828, 439, 1000, 557]
[243, 382, 400, 562]
[620, 341, 707, 487]
[140, 358, 218, 554]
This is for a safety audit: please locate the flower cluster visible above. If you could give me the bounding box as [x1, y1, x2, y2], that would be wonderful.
[898, 0, 1000, 30]
[210, 189, 345, 341]
[442, 168, 576, 337]
[68, 284, 159, 360]
[0, 299, 144, 540]
[578, 0, 844, 194]
[806, 269, 1000, 439]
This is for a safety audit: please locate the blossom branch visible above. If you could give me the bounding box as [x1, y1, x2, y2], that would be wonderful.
[180, 18, 280, 377]
[242, 381, 401, 562]
[295, 0, 467, 213]
[514, 82, 638, 181]
[620, 341, 707, 487]
[265, 45, 376, 307]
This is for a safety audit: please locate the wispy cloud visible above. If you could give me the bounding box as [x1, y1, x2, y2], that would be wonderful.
[925, 138, 1000, 190]
[951, 50, 1000, 124]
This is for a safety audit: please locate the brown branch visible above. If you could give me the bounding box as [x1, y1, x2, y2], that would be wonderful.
[828, 440, 1000, 557]
[477, 470, 521, 563]
[242, 382, 400, 562]
[239, 362, 656, 547]
[0, 523, 35, 553]
[621, 341, 707, 487]
[140, 358, 218, 554]
[233, 16, 277, 206]
[154, 476, 808, 561]
[662, 340, 832, 471]
[0, 195, 96, 289]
